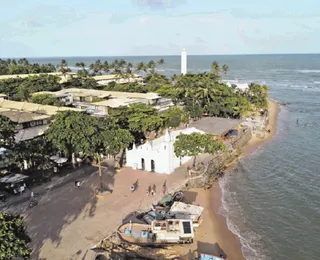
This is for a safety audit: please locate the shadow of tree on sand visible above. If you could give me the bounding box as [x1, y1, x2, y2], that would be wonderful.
[24, 164, 116, 260]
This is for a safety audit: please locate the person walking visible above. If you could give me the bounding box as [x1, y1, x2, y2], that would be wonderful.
[162, 181, 167, 195]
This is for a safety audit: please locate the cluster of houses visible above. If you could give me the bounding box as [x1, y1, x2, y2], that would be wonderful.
[32, 88, 173, 116]
[0, 72, 144, 85]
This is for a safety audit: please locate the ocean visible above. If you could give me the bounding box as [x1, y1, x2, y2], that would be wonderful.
[24, 54, 320, 259]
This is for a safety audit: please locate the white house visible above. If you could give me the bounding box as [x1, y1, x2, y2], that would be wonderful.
[126, 127, 205, 174]
[223, 80, 249, 92]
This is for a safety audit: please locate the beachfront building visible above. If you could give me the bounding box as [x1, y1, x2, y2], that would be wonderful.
[32, 88, 173, 116]
[0, 98, 84, 142]
[0, 72, 75, 83]
[92, 74, 143, 85]
[126, 127, 205, 174]
[223, 79, 249, 92]
[181, 48, 187, 75]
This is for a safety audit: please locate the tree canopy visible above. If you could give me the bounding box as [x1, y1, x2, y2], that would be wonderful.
[0, 212, 31, 259]
[174, 132, 226, 166]
[0, 58, 56, 75]
[0, 115, 16, 149]
[28, 93, 58, 106]
[45, 111, 134, 190]
[0, 74, 61, 101]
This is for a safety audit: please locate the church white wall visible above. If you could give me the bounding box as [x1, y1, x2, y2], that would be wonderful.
[126, 127, 205, 174]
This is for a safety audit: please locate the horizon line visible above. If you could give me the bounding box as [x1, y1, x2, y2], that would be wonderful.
[1, 52, 320, 59]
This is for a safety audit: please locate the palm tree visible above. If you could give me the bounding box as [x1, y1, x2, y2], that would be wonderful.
[58, 59, 71, 77]
[124, 62, 133, 82]
[103, 61, 110, 74]
[147, 60, 156, 71]
[89, 60, 103, 75]
[118, 59, 127, 73]
[211, 61, 220, 76]
[158, 58, 164, 65]
[135, 61, 147, 74]
[222, 64, 229, 75]
[75, 62, 88, 77]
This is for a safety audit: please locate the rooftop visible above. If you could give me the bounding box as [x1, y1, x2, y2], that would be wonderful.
[0, 98, 84, 116]
[92, 98, 138, 108]
[33, 88, 160, 101]
[188, 117, 243, 136]
[92, 73, 142, 81]
[0, 110, 50, 123]
[15, 124, 49, 142]
[0, 72, 75, 81]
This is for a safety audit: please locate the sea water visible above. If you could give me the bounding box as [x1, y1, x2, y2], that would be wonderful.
[25, 54, 320, 260]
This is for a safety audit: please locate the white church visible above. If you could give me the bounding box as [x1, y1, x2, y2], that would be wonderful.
[126, 49, 193, 174]
[125, 128, 205, 174]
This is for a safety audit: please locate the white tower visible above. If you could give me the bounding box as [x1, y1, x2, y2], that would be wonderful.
[181, 48, 187, 75]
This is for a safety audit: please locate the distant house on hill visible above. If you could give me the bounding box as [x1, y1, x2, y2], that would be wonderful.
[223, 79, 249, 92]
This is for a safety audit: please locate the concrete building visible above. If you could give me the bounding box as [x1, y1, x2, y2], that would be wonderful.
[126, 127, 205, 174]
[33, 88, 173, 116]
[0, 98, 84, 142]
[223, 79, 249, 92]
[181, 48, 187, 75]
[93, 74, 143, 85]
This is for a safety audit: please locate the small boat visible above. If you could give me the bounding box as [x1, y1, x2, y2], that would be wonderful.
[118, 219, 194, 245]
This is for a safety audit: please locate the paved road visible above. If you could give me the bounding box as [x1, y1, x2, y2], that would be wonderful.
[1, 165, 97, 210]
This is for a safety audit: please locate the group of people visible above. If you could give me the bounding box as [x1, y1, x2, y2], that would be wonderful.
[146, 182, 167, 196]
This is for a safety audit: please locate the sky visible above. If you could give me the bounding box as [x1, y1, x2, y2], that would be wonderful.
[1, 0, 320, 57]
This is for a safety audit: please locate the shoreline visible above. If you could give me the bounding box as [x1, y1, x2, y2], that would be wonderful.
[177, 99, 280, 259]
[211, 99, 280, 259]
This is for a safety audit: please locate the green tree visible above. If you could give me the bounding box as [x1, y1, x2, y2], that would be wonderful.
[161, 107, 189, 128]
[174, 132, 226, 167]
[222, 64, 229, 75]
[0, 115, 16, 149]
[75, 62, 88, 77]
[248, 83, 269, 109]
[58, 59, 71, 77]
[0, 212, 31, 259]
[29, 93, 57, 105]
[9, 138, 54, 171]
[211, 61, 220, 76]
[45, 111, 92, 165]
[46, 111, 133, 190]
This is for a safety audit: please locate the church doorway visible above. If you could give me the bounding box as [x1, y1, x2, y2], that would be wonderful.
[141, 158, 145, 170]
[151, 160, 155, 172]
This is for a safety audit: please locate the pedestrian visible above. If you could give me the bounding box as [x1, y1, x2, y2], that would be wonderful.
[30, 191, 34, 199]
[152, 184, 156, 196]
[162, 181, 167, 195]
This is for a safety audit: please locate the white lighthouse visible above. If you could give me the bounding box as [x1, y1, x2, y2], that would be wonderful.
[181, 48, 187, 75]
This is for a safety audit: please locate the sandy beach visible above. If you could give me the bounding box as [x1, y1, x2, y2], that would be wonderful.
[172, 99, 280, 259]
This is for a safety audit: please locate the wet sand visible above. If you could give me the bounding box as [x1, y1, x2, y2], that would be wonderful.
[173, 99, 280, 259]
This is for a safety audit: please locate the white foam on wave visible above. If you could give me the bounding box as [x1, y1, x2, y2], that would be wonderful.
[219, 176, 269, 260]
[297, 69, 320, 73]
